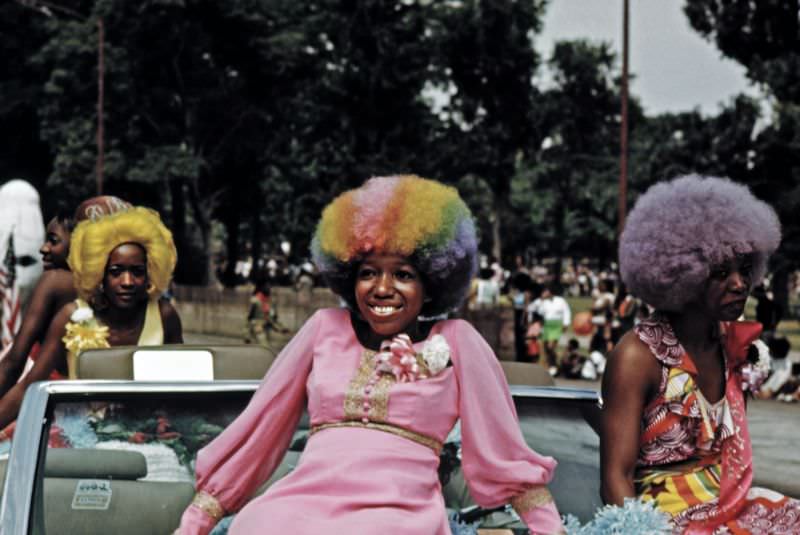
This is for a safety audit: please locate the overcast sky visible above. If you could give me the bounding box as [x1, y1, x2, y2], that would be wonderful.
[536, 0, 756, 116]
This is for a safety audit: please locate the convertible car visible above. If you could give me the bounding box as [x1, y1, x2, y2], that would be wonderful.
[0, 345, 602, 534]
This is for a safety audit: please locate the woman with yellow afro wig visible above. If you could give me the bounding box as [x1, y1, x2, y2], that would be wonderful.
[69, 206, 177, 304]
[0, 205, 184, 429]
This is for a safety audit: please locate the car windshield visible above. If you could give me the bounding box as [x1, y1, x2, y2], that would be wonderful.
[1, 383, 256, 535]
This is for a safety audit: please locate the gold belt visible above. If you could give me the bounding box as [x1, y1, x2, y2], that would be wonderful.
[309, 421, 443, 454]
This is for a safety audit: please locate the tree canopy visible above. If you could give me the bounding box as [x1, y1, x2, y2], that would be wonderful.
[1, 0, 796, 290]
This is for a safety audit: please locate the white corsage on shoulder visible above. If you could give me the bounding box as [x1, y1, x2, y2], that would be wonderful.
[741, 338, 771, 394]
[70, 307, 95, 323]
[422, 334, 450, 376]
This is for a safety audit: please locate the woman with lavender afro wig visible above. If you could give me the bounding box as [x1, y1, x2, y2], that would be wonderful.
[601, 174, 799, 533]
[178, 175, 565, 534]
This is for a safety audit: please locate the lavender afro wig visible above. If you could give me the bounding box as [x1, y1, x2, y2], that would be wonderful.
[311, 175, 478, 316]
[619, 174, 781, 311]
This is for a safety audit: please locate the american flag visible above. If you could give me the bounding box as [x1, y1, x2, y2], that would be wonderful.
[0, 233, 21, 349]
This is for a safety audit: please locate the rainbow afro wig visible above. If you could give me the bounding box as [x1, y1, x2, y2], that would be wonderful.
[69, 206, 177, 302]
[312, 175, 478, 316]
[619, 174, 781, 311]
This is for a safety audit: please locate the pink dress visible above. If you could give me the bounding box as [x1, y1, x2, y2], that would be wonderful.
[178, 308, 564, 534]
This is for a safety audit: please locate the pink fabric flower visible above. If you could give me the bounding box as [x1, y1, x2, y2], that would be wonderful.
[375, 334, 426, 383]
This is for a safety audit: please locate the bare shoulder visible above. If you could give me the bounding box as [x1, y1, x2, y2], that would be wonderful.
[31, 270, 75, 300]
[603, 330, 662, 399]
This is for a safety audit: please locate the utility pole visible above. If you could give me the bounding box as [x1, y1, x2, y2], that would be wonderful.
[618, 0, 629, 237]
[96, 17, 105, 195]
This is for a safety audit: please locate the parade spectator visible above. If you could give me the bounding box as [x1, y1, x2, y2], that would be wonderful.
[473, 267, 500, 309]
[527, 282, 571, 376]
[757, 337, 795, 400]
[509, 271, 531, 361]
[752, 284, 782, 342]
[602, 174, 799, 532]
[559, 338, 586, 379]
[525, 311, 544, 364]
[245, 279, 289, 348]
[177, 174, 564, 535]
[0, 206, 183, 430]
[590, 279, 615, 329]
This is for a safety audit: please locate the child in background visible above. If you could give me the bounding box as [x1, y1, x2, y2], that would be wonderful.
[525, 312, 543, 363]
[559, 338, 586, 379]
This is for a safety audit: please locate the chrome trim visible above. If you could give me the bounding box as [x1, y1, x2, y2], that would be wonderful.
[1, 382, 50, 535]
[33, 379, 260, 395]
[509, 385, 599, 401]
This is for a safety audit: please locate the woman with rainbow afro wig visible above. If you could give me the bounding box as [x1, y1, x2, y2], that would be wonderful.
[178, 175, 566, 535]
[311, 174, 479, 316]
[601, 174, 800, 533]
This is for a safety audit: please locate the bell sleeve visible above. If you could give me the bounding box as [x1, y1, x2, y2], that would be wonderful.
[449, 319, 565, 535]
[177, 311, 322, 535]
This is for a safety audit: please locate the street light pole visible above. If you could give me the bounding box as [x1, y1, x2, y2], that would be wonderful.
[96, 17, 105, 195]
[618, 0, 629, 237]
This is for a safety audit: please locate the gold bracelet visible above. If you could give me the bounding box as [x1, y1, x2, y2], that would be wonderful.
[191, 491, 225, 521]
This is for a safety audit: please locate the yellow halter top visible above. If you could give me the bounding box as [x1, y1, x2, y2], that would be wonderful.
[64, 297, 164, 379]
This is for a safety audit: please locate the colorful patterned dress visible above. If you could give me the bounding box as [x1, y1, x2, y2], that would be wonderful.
[634, 314, 800, 534]
[178, 308, 564, 534]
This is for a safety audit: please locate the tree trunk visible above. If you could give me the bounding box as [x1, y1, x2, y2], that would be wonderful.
[186, 175, 213, 286]
[169, 178, 188, 282]
[250, 210, 262, 282]
[222, 211, 240, 288]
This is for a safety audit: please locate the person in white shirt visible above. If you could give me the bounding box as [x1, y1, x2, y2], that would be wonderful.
[527, 283, 571, 376]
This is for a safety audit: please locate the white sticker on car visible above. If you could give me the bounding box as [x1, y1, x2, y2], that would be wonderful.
[71, 479, 112, 510]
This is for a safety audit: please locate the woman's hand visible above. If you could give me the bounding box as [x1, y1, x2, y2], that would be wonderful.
[599, 331, 661, 505]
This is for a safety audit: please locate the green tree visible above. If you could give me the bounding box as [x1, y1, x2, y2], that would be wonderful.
[513, 40, 635, 272]
[685, 0, 800, 309]
[431, 0, 547, 263]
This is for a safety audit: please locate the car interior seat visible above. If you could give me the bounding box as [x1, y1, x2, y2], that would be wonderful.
[499, 361, 556, 387]
[76, 344, 277, 380]
[31, 448, 194, 534]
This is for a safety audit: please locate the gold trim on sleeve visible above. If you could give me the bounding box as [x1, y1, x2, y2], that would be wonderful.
[191, 491, 225, 521]
[510, 485, 554, 515]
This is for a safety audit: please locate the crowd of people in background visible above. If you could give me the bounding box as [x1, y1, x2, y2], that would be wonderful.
[461, 253, 800, 400]
[217, 244, 800, 404]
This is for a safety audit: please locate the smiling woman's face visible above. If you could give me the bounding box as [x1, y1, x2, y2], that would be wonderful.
[40, 218, 71, 270]
[354, 253, 425, 340]
[103, 243, 149, 309]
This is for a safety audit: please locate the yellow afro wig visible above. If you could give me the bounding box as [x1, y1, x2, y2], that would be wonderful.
[68, 206, 177, 301]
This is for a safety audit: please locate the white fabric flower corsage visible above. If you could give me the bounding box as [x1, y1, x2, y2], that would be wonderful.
[374, 333, 451, 383]
[741, 339, 771, 393]
[421, 334, 450, 376]
[70, 307, 95, 324]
